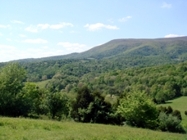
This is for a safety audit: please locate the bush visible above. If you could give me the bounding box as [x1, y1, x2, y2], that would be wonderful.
[185, 111, 187, 116]
[117, 91, 158, 129]
[158, 112, 185, 133]
[172, 110, 182, 120]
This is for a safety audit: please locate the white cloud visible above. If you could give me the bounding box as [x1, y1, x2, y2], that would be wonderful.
[49, 22, 73, 29]
[0, 41, 90, 62]
[19, 34, 26, 38]
[11, 20, 24, 24]
[119, 16, 132, 22]
[23, 38, 48, 44]
[57, 42, 87, 52]
[161, 2, 172, 8]
[84, 23, 119, 31]
[0, 24, 10, 28]
[0, 44, 52, 62]
[164, 34, 184, 38]
[108, 18, 114, 23]
[0, 44, 18, 62]
[37, 24, 50, 29]
[25, 22, 73, 33]
[25, 25, 38, 33]
[0, 32, 3, 36]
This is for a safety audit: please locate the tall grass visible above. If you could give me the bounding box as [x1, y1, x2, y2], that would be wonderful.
[0, 117, 186, 140]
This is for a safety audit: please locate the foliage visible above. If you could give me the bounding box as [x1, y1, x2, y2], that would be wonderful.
[71, 86, 94, 122]
[71, 86, 117, 124]
[85, 62, 187, 103]
[157, 105, 185, 133]
[48, 92, 69, 120]
[88, 91, 115, 124]
[158, 112, 185, 133]
[0, 63, 27, 117]
[185, 111, 187, 116]
[117, 91, 158, 129]
[22, 82, 49, 116]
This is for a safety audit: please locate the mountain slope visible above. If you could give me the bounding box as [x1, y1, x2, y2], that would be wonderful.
[79, 36, 187, 59]
[10, 36, 187, 63]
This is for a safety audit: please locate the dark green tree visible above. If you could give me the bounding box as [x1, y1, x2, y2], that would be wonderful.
[48, 92, 69, 120]
[89, 91, 113, 124]
[71, 86, 93, 122]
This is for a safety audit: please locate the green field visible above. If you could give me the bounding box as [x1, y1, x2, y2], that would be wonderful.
[35, 79, 50, 88]
[159, 96, 187, 127]
[0, 117, 187, 140]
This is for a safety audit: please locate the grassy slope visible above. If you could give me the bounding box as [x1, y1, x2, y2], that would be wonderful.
[35, 79, 50, 88]
[0, 117, 186, 140]
[159, 96, 187, 127]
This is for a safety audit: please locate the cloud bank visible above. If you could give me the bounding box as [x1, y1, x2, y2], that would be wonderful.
[161, 2, 172, 9]
[23, 38, 48, 44]
[119, 16, 132, 22]
[25, 22, 74, 33]
[84, 23, 119, 31]
[164, 34, 184, 38]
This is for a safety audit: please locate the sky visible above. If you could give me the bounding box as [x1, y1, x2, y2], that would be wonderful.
[0, 0, 187, 62]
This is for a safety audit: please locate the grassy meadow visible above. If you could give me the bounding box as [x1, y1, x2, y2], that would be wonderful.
[0, 117, 187, 140]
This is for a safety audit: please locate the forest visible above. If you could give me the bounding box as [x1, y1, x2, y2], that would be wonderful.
[0, 37, 187, 133]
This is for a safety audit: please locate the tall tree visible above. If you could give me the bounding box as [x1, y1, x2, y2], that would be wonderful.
[48, 92, 69, 120]
[0, 63, 26, 116]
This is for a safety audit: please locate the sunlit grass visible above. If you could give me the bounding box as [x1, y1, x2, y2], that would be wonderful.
[35, 79, 50, 88]
[0, 117, 186, 140]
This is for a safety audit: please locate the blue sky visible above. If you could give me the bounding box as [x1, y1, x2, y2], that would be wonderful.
[0, 0, 186, 62]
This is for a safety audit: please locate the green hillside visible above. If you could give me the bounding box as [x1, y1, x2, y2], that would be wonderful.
[0, 117, 186, 140]
[79, 36, 187, 59]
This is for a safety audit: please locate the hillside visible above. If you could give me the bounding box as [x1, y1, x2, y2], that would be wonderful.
[79, 36, 187, 59]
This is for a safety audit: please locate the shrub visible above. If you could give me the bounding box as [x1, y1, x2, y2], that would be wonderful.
[117, 91, 158, 129]
[158, 112, 185, 133]
[172, 110, 182, 120]
[184, 111, 187, 116]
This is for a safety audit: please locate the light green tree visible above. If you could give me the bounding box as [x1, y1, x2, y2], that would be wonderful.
[0, 63, 26, 116]
[117, 91, 158, 129]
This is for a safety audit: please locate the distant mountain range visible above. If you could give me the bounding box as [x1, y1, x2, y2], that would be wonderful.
[13, 36, 187, 63]
[0, 36, 187, 63]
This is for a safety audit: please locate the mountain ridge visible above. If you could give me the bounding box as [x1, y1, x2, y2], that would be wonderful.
[1, 36, 187, 63]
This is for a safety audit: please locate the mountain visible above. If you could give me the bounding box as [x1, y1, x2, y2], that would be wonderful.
[12, 36, 187, 63]
[78, 36, 187, 59]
